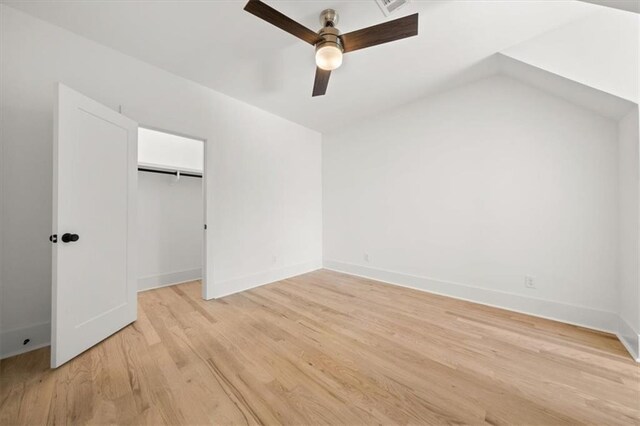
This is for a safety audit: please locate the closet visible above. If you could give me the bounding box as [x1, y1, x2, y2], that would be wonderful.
[137, 127, 204, 291]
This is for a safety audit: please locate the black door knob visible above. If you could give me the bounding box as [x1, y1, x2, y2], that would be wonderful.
[61, 233, 79, 243]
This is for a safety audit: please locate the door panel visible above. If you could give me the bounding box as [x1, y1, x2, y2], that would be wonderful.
[52, 84, 137, 368]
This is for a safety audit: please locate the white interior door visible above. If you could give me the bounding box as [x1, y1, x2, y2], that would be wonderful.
[51, 84, 137, 368]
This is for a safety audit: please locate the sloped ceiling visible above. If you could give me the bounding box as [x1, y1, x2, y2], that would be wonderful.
[579, 0, 640, 14]
[497, 54, 636, 120]
[3, 0, 603, 131]
[502, 7, 639, 104]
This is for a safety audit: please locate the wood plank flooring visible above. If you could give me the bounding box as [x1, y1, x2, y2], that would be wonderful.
[1, 269, 638, 425]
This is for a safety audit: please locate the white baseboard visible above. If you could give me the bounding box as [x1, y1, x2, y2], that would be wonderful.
[4, 261, 635, 362]
[323, 260, 621, 337]
[210, 259, 323, 299]
[1, 321, 51, 360]
[617, 317, 640, 362]
[138, 268, 202, 292]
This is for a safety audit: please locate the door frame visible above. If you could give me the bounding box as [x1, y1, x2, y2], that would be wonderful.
[137, 124, 210, 300]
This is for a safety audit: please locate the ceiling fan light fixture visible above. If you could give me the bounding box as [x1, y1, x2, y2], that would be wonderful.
[315, 43, 343, 71]
[244, 0, 419, 96]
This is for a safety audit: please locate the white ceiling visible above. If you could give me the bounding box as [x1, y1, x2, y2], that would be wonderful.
[5, 0, 599, 131]
[579, 0, 639, 13]
[502, 6, 639, 103]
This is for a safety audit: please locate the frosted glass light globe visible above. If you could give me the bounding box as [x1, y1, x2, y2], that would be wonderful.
[315, 44, 343, 71]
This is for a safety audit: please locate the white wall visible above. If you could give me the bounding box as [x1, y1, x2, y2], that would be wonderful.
[137, 172, 203, 292]
[323, 75, 621, 332]
[0, 5, 322, 358]
[618, 106, 640, 359]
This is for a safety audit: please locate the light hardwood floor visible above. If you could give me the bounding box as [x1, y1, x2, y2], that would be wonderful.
[1, 269, 638, 425]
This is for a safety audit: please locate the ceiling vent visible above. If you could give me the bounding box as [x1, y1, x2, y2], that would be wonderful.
[375, 0, 410, 17]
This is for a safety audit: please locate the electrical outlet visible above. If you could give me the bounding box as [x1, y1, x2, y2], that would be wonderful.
[272, 255, 277, 264]
[524, 276, 535, 289]
[364, 253, 370, 262]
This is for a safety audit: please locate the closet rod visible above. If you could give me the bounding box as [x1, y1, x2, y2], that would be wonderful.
[138, 167, 202, 179]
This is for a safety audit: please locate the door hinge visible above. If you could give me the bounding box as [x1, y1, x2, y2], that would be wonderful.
[204, 224, 207, 230]
[49, 234, 57, 243]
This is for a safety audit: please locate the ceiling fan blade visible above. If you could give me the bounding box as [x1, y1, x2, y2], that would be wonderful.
[244, 0, 323, 45]
[340, 13, 419, 53]
[312, 67, 331, 97]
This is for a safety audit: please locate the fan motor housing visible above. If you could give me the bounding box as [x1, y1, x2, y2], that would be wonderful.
[316, 26, 343, 53]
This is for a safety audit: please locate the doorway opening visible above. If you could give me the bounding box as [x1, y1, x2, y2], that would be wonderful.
[136, 126, 207, 298]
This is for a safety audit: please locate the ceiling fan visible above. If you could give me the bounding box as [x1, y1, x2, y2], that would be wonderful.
[244, 0, 419, 97]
